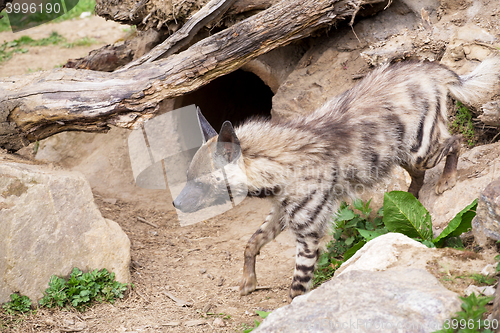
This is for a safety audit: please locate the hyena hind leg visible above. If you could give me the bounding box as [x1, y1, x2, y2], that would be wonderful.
[289, 236, 321, 300]
[435, 136, 461, 195]
[240, 207, 283, 296]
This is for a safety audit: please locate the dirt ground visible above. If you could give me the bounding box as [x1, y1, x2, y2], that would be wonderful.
[1, 6, 499, 333]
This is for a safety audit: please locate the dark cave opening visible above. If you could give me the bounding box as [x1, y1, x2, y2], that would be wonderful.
[175, 69, 274, 132]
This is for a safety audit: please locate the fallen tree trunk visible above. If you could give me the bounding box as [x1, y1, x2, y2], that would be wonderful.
[119, 0, 239, 70]
[95, 0, 277, 29]
[0, 0, 387, 152]
[67, 0, 238, 72]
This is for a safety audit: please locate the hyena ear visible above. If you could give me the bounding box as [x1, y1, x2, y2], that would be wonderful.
[197, 106, 217, 142]
[217, 121, 241, 162]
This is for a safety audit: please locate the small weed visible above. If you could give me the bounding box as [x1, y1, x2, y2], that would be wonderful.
[0, 32, 66, 64]
[39, 267, 128, 311]
[451, 101, 476, 147]
[242, 310, 271, 333]
[434, 293, 495, 333]
[2, 293, 32, 315]
[0, 32, 96, 65]
[468, 273, 496, 286]
[63, 36, 97, 48]
[313, 199, 386, 287]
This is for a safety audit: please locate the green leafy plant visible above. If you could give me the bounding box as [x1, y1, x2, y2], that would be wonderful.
[468, 273, 496, 286]
[63, 36, 97, 48]
[39, 268, 128, 310]
[313, 199, 386, 287]
[242, 310, 271, 333]
[2, 293, 32, 315]
[452, 101, 476, 147]
[434, 293, 495, 333]
[313, 192, 477, 288]
[384, 191, 477, 248]
[0, 31, 97, 65]
[0, 31, 66, 64]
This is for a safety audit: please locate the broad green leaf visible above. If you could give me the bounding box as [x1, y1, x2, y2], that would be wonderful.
[353, 198, 364, 211]
[256, 310, 271, 319]
[345, 216, 362, 228]
[357, 228, 388, 241]
[335, 207, 355, 222]
[345, 236, 355, 246]
[433, 199, 477, 247]
[343, 240, 366, 261]
[383, 191, 433, 241]
[420, 239, 436, 248]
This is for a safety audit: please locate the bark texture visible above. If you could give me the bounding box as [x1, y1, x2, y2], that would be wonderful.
[0, 0, 388, 152]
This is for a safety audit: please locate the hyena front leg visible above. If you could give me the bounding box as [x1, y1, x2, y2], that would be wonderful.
[435, 135, 461, 195]
[289, 236, 321, 300]
[240, 205, 283, 296]
[403, 167, 426, 199]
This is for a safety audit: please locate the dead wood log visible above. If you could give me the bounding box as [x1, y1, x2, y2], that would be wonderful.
[65, 0, 271, 72]
[68, 0, 238, 72]
[120, 0, 238, 71]
[0, 0, 388, 152]
[64, 29, 164, 72]
[95, 0, 276, 29]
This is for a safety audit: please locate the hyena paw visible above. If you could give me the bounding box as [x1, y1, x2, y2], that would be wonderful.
[435, 174, 457, 195]
[288, 284, 307, 301]
[239, 274, 257, 296]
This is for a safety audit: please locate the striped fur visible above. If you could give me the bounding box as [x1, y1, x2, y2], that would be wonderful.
[173, 57, 500, 299]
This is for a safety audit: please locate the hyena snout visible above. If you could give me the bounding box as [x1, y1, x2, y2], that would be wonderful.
[172, 184, 205, 213]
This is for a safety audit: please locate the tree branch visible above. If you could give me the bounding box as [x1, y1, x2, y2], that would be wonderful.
[119, 0, 238, 71]
[0, 0, 387, 152]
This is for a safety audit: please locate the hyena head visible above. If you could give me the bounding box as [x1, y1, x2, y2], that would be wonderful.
[172, 110, 248, 213]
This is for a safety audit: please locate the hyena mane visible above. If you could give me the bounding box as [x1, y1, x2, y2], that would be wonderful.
[173, 57, 500, 300]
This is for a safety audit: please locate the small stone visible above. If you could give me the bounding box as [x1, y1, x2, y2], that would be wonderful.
[464, 285, 496, 297]
[480, 264, 497, 276]
[213, 317, 226, 327]
[206, 273, 214, 280]
[184, 319, 206, 327]
[162, 322, 181, 327]
[103, 198, 117, 205]
[199, 268, 207, 274]
[63, 319, 75, 326]
[217, 277, 224, 286]
[202, 303, 212, 313]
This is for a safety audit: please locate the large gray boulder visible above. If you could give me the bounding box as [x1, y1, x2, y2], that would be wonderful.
[256, 233, 476, 332]
[471, 178, 500, 247]
[256, 268, 460, 333]
[0, 159, 131, 303]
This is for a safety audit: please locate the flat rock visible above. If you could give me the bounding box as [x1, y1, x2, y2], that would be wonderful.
[256, 268, 460, 333]
[0, 160, 131, 303]
[334, 233, 429, 278]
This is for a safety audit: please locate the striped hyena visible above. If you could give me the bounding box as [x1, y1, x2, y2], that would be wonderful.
[173, 57, 500, 299]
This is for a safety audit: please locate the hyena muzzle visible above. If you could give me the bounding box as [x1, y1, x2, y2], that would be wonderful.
[173, 57, 500, 300]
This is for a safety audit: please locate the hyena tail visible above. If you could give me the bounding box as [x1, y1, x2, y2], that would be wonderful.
[447, 56, 500, 105]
